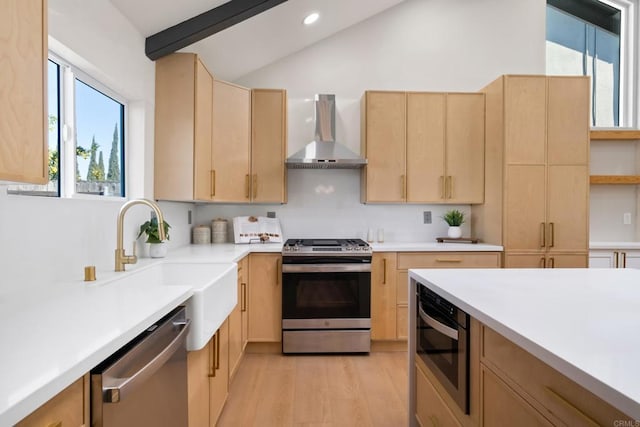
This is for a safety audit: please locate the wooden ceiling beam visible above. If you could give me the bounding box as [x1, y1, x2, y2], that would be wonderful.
[145, 0, 288, 61]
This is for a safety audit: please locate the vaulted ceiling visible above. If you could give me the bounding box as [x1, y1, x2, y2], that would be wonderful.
[109, 0, 405, 81]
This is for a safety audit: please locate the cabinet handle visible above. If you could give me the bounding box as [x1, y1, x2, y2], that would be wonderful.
[245, 174, 250, 199]
[544, 386, 600, 427]
[382, 258, 387, 284]
[241, 282, 247, 312]
[549, 222, 555, 248]
[439, 176, 445, 199]
[540, 223, 546, 248]
[435, 258, 462, 263]
[447, 176, 453, 199]
[401, 175, 406, 199]
[252, 174, 258, 199]
[540, 257, 546, 268]
[210, 170, 216, 197]
[548, 257, 555, 268]
[215, 330, 220, 370]
[622, 251, 627, 268]
[614, 251, 619, 268]
[208, 334, 216, 377]
[48, 423, 62, 427]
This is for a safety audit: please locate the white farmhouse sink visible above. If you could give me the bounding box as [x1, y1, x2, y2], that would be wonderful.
[108, 262, 237, 351]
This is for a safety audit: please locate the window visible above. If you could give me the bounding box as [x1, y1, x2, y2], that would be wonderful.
[8, 55, 126, 197]
[546, 0, 633, 127]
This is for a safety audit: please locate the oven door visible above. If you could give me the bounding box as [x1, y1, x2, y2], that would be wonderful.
[282, 263, 371, 324]
[416, 291, 469, 414]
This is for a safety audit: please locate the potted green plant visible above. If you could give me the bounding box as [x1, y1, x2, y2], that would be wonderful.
[137, 217, 171, 258]
[442, 209, 465, 239]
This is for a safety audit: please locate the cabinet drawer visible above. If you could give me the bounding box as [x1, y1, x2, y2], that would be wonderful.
[481, 325, 630, 425]
[17, 375, 87, 427]
[416, 362, 461, 427]
[397, 252, 501, 269]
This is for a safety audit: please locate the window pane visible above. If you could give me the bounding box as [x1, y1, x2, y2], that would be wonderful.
[7, 60, 60, 196]
[75, 79, 125, 197]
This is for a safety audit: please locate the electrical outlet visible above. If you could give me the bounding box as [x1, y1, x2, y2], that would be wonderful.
[267, 211, 276, 218]
[423, 211, 432, 224]
[188, 210, 192, 225]
[624, 212, 632, 225]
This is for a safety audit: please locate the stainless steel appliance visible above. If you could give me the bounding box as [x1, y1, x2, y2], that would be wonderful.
[91, 307, 190, 427]
[282, 238, 372, 353]
[416, 284, 470, 413]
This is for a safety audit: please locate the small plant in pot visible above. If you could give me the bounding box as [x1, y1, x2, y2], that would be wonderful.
[442, 209, 465, 239]
[137, 217, 171, 258]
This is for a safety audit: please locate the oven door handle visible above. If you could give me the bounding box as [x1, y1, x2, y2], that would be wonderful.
[281, 264, 372, 273]
[419, 306, 458, 341]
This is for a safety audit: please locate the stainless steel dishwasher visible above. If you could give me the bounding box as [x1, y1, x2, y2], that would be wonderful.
[91, 306, 190, 427]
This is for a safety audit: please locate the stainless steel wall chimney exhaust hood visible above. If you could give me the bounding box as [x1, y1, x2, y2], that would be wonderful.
[286, 94, 367, 169]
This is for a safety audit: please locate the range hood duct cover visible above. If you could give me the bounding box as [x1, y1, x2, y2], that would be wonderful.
[286, 94, 367, 169]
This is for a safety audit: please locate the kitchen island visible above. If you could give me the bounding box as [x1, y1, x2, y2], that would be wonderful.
[408, 268, 640, 426]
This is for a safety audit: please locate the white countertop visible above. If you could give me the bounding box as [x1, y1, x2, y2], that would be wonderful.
[409, 268, 640, 419]
[370, 242, 502, 252]
[590, 241, 640, 250]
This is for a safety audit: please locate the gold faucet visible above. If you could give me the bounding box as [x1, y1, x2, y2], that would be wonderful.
[115, 198, 167, 272]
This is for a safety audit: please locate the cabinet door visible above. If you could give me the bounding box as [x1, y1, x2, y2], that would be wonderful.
[251, 89, 287, 203]
[446, 93, 485, 203]
[363, 91, 407, 202]
[481, 366, 554, 427]
[406, 92, 445, 202]
[505, 253, 587, 268]
[209, 320, 229, 425]
[504, 165, 546, 251]
[187, 340, 211, 427]
[504, 76, 546, 165]
[248, 254, 281, 342]
[0, 0, 47, 184]
[371, 252, 397, 340]
[193, 60, 214, 201]
[546, 253, 588, 268]
[16, 375, 87, 427]
[416, 363, 462, 427]
[547, 77, 590, 166]
[504, 253, 546, 269]
[239, 256, 249, 349]
[622, 251, 640, 269]
[212, 80, 251, 202]
[228, 279, 243, 380]
[547, 165, 589, 252]
[589, 251, 617, 268]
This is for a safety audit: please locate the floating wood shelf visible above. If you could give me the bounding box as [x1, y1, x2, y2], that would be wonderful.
[590, 175, 640, 185]
[590, 129, 640, 140]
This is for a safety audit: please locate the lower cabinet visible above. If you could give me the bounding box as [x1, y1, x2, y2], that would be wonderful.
[416, 361, 461, 427]
[17, 374, 89, 427]
[589, 249, 640, 268]
[505, 252, 588, 268]
[248, 253, 281, 342]
[228, 256, 248, 380]
[187, 319, 229, 427]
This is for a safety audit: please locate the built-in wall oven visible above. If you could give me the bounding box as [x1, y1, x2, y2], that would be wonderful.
[282, 238, 372, 353]
[416, 284, 470, 414]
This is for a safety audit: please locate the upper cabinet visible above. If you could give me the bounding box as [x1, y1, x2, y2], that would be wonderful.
[0, 0, 47, 184]
[154, 53, 287, 203]
[361, 90, 485, 204]
[473, 75, 590, 268]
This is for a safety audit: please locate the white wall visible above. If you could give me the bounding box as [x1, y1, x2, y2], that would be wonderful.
[196, 0, 546, 241]
[0, 0, 192, 297]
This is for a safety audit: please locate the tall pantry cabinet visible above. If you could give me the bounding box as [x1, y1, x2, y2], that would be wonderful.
[472, 75, 590, 267]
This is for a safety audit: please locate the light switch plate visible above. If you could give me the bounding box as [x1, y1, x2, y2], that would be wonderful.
[423, 211, 432, 224]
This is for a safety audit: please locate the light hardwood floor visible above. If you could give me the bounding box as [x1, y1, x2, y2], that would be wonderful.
[218, 351, 408, 427]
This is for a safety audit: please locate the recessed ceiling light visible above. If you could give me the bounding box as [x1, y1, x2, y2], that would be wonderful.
[303, 12, 319, 25]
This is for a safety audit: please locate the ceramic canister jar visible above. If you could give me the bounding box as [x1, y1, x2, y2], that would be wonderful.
[212, 218, 228, 243]
[192, 225, 211, 244]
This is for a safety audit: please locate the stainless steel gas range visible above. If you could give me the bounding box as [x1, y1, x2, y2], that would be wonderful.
[281, 238, 372, 354]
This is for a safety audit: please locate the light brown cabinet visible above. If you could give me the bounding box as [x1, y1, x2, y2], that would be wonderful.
[228, 256, 248, 380]
[416, 361, 462, 427]
[371, 252, 398, 340]
[0, 0, 47, 184]
[251, 89, 288, 203]
[155, 53, 214, 201]
[16, 374, 89, 427]
[362, 91, 485, 203]
[248, 253, 282, 342]
[187, 320, 229, 427]
[473, 75, 590, 268]
[211, 80, 251, 202]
